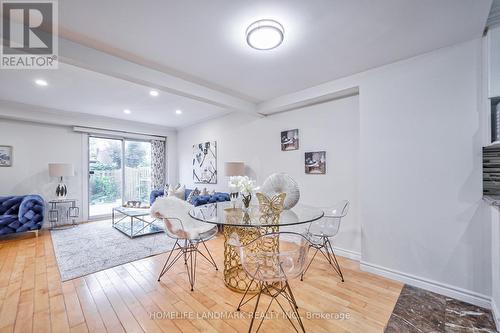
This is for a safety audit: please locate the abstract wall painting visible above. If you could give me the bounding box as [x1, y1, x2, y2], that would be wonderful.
[193, 141, 217, 184]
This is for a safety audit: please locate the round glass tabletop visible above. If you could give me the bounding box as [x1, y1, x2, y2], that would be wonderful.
[188, 201, 324, 227]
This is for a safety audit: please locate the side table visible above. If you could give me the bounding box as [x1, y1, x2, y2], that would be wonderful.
[48, 199, 80, 229]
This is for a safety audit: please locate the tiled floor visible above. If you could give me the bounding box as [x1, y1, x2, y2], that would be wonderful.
[385, 285, 497, 332]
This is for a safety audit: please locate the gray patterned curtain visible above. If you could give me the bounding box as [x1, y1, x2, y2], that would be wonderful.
[151, 140, 166, 190]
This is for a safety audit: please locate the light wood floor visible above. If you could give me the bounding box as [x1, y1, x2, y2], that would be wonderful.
[0, 230, 403, 333]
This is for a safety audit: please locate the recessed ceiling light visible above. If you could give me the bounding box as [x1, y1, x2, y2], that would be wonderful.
[34, 79, 48, 86]
[149, 90, 159, 97]
[175, 109, 182, 115]
[123, 109, 131, 114]
[246, 19, 284, 50]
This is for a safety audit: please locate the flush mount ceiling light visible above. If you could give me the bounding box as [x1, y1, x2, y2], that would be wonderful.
[246, 19, 284, 50]
[175, 109, 182, 115]
[123, 109, 131, 114]
[149, 90, 159, 97]
[34, 79, 48, 86]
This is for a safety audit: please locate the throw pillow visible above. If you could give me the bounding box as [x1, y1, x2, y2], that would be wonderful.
[186, 187, 201, 204]
[200, 188, 209, 196]
[168, 185, 185, 200]
[163, 184, 169, 196]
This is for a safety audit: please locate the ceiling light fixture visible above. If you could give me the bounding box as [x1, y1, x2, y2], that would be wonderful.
[175, 109, 182, 115]
[123, 109, 131, 114]
[149, 90, 159, 97]
[246, 19, 284, 50]
[34, 79, 48, 86]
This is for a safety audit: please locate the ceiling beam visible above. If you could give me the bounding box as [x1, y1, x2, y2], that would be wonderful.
[2, 19, 257, 114]
[257, 70, 362, 115]
[0, 100, 177, 136]
[58, 36, 257, 113]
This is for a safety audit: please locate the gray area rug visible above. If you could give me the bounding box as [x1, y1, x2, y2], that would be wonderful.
[51, 220, 176, 281]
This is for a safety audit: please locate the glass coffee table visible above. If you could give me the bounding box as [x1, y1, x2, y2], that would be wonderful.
[112, 206, 164, 238]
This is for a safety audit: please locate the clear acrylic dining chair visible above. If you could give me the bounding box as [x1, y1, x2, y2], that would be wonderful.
[229, 231, 310, 333]
[301, 200, 349, 282]
[151, 196, 218, 291]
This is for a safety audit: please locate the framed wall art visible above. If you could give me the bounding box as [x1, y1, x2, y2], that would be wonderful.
[193, 141, 217, 184]
[305, 151, 326, 174]
[281, 129, 299, 151]
[0, 146, 12, 167]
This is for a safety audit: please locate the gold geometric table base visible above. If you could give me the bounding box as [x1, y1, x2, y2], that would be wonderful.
[223, 223, 279, 294]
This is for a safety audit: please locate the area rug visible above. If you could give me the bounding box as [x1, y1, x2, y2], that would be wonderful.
[51, 220, 176, 281]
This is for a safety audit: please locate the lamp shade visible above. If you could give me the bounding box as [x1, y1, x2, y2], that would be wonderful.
[49, 163, 74, 177]
[225, 162, 245, 176]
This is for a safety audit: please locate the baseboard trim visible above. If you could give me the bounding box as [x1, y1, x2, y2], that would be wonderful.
[360, 261, 492, 309]
[331, 246, 361, 261]
[492, 299, 500, 330]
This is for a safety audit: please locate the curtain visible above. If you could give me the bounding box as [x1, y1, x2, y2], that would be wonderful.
[151, 140, 166, 190]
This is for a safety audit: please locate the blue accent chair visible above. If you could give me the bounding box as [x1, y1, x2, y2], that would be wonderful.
[0, 195, 45, 236]
[150, 189, 230, 207]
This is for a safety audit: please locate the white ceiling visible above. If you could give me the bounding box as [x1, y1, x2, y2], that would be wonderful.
[58, 0, 492, 102]
[0, 0, 492, 129]
[0, 63, 229, 128]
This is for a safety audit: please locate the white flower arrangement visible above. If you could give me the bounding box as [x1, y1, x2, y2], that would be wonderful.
[228, 176, 259, 196]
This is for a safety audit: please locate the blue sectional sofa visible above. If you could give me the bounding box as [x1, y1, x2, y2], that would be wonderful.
[150, 189, 230, 207]
[0, 195, 45, 236]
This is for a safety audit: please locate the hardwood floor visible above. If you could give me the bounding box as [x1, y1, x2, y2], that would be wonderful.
[0, 230, 403, 333]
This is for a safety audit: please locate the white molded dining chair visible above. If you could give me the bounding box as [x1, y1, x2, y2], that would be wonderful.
[229, 231, 310, 333]
[151, 196, 218, 291]
[301, 200, 349, 282]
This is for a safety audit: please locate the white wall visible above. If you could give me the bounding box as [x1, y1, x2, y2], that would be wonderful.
[178, 97, 361, 256]
[0, 112, 178, 222]
[357, 39, 491, 306]
[0, 119, 84, 219]
[178, 39, 492, 307]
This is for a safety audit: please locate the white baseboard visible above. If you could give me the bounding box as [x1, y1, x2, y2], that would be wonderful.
[331, 246, 361, 261]
[360, 261, 492, 309]
[492, 299, 500, 330]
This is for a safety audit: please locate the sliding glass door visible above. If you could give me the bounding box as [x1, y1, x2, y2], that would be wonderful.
[124, 140, 152, 204]
[89, 137, 123, 218]
[88, 137, 152, 219]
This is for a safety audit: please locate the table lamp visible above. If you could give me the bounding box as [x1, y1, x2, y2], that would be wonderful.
[225, 162, 245, 177]
[49, 163, 74, 198]
[225, 162, 245, 208]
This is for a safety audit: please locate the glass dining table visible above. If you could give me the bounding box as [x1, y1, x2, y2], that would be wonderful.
[189, 201, 324, 293]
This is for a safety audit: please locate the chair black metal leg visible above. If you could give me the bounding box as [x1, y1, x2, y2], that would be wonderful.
[254, 284, 276, 333]
[248, 282, 263, 333]
[157, 240, 181, 281]
[199, 239, 218, 271]
[285, 280, 300, 310]
[274, 296, 300, 333]
[183, 239, 188, 265]
[286, 282, 306, 333]
[325, 238, 344, 282]
[186, 241, 198, 291]
[158, 238, 215, 291]
[300, 245, 320, 281]
[237, 276, 256, 311]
